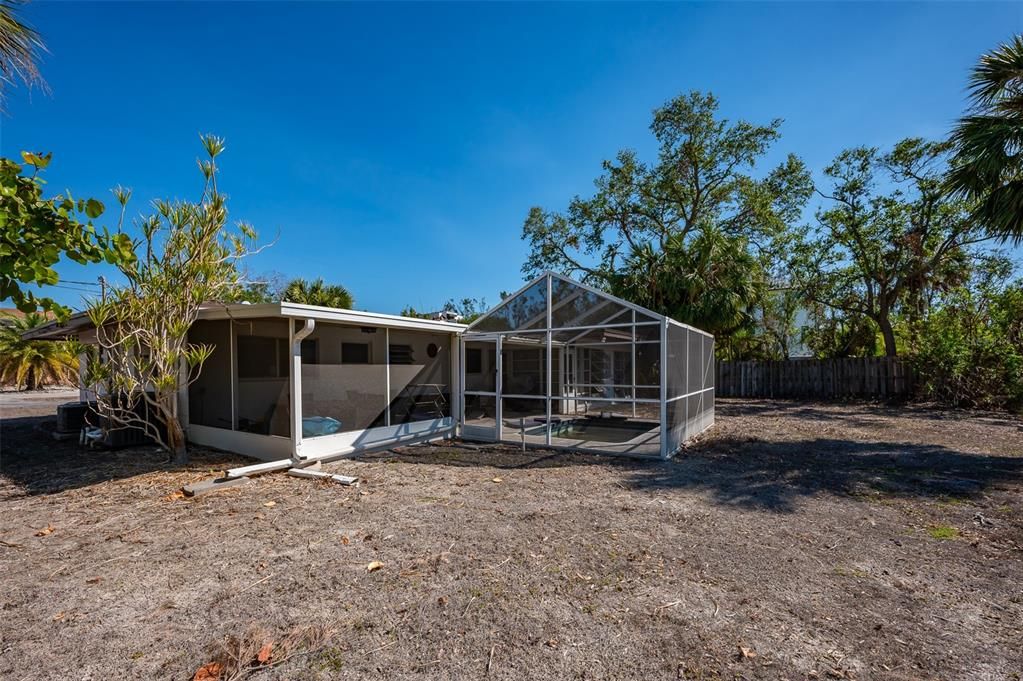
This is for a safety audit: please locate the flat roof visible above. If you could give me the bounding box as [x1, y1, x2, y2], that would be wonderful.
[198, 302, 466, 333]
[22, 302, 465, 341]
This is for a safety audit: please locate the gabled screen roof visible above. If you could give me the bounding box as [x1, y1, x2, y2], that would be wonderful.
[466, 272, 664, 334]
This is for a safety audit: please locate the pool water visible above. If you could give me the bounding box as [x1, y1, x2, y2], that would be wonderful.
[528, 418, 657, 443]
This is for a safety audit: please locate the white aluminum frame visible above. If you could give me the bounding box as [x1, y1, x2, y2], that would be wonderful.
[459, 271, 715, 459]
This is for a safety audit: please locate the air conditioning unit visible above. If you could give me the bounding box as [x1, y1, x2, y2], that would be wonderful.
[56, 401, 98, 434]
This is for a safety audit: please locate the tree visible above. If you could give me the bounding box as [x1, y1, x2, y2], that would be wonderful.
[0, 311, 79, 389]
[401, 296, 488, 324]
[521, 91, 812, 341]
[759, 285, 804, 360]
[0, 152, 133, 318]
[800, 305, 880, 359]
[85, 135, 257, 465]
[226, 270, 286, 304]
[792, 139, 990, 357]
[947, 34, 1023, 243]
[913, 258, 1023, 410]
[0, 0, 47, 104]
[282, 277, 353, 309]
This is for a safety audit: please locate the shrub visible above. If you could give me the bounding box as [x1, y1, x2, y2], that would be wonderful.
[912, 282, 1023, 411]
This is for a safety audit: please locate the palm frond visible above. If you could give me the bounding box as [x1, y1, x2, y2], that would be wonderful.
[0, 0, 47, 98]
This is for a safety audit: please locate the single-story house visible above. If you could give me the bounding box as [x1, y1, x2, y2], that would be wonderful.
[25, 272, 715, 463]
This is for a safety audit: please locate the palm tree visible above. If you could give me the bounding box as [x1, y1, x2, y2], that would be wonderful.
[0, 0, 47, 103]
[0, 312, 78, 390]
[282, 278, 354, 309]
[948, 35, 1023, 243]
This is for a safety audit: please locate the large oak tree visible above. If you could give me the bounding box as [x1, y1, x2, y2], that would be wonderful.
[521, 91, 812, 345]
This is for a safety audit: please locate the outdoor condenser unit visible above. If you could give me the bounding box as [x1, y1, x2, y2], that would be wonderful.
[56, 401, 97, 433]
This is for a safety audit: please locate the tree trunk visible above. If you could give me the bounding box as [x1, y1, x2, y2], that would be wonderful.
[169, 418, 188, 465]
[877, 315, 898, 358]
[161, 395, 189, 466]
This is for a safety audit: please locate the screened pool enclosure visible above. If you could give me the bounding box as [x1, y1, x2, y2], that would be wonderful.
[460, 272, 715, 458]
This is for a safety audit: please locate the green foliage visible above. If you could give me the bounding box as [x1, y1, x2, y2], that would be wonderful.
[521, 91, 812, 345]
[0, 153, 133, 318]
[947, 34, 1023, 243]
[86, 135, 258, 463]
[791, 138, 986, 357]
[0, 312, 79, 390]
[800, 305, 880, 359]
[282, 278, 353, 309]
[926, 525, 960, 540]
[912, 263, 1023, 411]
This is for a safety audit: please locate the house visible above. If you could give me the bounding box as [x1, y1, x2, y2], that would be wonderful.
[24, 273, 715, 464]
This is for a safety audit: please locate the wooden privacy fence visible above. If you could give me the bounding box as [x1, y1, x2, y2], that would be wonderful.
[715, 357, 914, 399]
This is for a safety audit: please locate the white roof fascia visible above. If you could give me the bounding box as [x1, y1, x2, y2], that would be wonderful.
[279, 302, 466, 333]
[197, 302, 465, 333]
[666, 316, 715, 339]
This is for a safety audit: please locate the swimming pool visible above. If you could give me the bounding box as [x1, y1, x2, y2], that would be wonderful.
[526, 418, 657, 444]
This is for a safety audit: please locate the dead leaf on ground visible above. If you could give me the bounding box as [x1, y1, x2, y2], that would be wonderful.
[85, 576, 102, 584]
[263, 501, 276, 508]
[192, 661, 223, 681]
[163, 490, 186, 502]
[52, 612, 65, 622]
[340, 535, 350, 545]
[739, 645, 757, 659]
[492, 477, 503, 483]
[257, 641, 273, 664]
[35, 524, 55, 537]
[367, 560, 385, 572]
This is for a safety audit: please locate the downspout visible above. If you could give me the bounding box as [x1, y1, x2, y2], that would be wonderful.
[290, 318, 316, 460]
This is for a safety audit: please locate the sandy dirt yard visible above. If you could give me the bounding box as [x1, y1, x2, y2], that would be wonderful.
[1, 394, 1021, 681]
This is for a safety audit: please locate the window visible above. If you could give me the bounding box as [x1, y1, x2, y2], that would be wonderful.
[341, 342, 370, 364]
[389, 344, 414, 365]
[300, 339, 318, 364]
[466, 348, 482, 374]
[237, 336, 289, 379]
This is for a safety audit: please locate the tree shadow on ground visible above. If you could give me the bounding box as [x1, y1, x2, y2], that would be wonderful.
[0, 415, 244, 497]
[628, 436, 1023, 513]
[382, 436, 1023, 513]
[717, 398, 1023, 430]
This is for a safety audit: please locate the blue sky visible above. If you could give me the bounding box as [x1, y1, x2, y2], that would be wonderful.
[4, 1, 1021, 314]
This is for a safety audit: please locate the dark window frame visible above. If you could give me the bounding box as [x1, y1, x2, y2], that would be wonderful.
[341, 342, 371, 364]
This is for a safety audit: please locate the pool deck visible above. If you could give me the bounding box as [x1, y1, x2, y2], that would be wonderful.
[462, 414, 662, 457]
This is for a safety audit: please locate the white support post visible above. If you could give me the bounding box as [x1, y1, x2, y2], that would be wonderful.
[558, 346, 566, 420]
[453, 332, 463, 436]
[631, 310, 637, 418]
[290, 319, 315, 459]
[684, 328, 690, 443]
[659, 317, 669, 459]
[495, 335, 503, 442]
[384, 328, 391, 427]
[545, 274, 552, 446]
